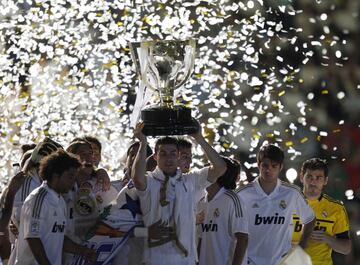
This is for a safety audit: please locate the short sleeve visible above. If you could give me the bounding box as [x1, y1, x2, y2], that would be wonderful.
[295, 191, 315, 225]
[229, 196, 248, 235]
[333, 204, 350, 235]
[136, 175, 153, 217]
[22, 197, 47, 239]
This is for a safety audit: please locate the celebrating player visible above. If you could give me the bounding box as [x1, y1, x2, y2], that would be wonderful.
[131, 121, 227, 265]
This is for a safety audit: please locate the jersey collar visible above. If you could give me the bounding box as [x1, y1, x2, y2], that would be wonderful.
[307, 193, 323, 204]
[318, 193, 324, 201]
[205, 187, 226, 202]
[42, 181, 63, 203]
[152, 166, 182, 182]
[30, 173, 42, 186]
[254, 177, 281, 198]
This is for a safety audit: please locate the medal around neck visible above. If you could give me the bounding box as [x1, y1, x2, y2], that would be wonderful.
[130, 39, 198, 136]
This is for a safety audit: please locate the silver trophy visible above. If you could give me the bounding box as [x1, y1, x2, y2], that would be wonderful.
[130, 39, 198, 136]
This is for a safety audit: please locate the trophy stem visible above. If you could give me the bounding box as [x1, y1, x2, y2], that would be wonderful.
[159, 87, 174, 109]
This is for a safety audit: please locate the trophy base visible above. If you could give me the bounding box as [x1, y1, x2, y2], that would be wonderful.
[141, 106, 198, 136]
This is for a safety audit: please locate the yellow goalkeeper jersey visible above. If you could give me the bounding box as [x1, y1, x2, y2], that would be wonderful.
[292, 194, 350, 265]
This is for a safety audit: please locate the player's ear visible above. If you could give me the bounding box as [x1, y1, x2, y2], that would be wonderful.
[299, 173, 305, 183]
[257, 159, 261, 168]
[153, 153, 158, 162]
[323, 176, 328, 186]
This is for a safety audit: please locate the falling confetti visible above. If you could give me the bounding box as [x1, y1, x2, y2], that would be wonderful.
[0, 0, 359, 191]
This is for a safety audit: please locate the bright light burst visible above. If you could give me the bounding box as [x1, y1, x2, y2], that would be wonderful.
[0, 0, 353, 188]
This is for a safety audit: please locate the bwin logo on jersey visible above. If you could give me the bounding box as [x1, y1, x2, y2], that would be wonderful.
[201, 220, 218, 232]
[52, 221, 66, 233]
[314, 221, 327, 232]
[254, 213, 285, 225]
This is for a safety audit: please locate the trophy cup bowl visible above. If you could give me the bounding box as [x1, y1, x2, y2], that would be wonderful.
[130, 39, 198, 136]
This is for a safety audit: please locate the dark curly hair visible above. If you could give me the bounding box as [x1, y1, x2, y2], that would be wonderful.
[39, 150, 82, 182]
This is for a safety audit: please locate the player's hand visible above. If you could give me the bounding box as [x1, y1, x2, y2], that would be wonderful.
[121, 177, 129, 188]
[134, 122, 147, 143]
[95, 168, 111, 191]
[310, 230, 331, 244]
[188, 119, 203, 141]
[148, 220, 174, 240]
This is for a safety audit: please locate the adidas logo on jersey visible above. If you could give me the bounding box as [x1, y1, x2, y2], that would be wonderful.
[52, 221, 66, 233]
[254, 213, 285, 225]
[252, 203, 259, 208]
[201, 220, 218, 232]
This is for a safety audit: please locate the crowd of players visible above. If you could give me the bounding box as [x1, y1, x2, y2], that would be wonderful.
[0, 121, 352, 265]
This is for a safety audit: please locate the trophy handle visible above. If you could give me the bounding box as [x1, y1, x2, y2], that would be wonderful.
[173, 39, 196, 90]
[129, 42, 142, 80]
[130, 41, 159, 94]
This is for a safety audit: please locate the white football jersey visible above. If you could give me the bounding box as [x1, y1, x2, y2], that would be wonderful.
[8, 175, 42, 265]
[12, 175, 42, 228]
[138, 167, 209, 265]
[15, 182, 67, 265]
[237, 178, 315, 265]
[199, 188, 248, 265]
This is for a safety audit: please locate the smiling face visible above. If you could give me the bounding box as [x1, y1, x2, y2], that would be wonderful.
[301, 169, 328, 200]
[154, 144, 179, 176]
[258, 158, 282, 184]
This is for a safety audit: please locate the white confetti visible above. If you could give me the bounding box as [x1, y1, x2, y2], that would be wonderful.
[0, 0, 355, 189]
[319, 131, 328, 137]
[320, 13, 328, 21]
[335, 50, 342, 58]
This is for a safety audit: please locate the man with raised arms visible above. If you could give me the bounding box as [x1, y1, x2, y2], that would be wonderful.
[131, 121, 227, 265]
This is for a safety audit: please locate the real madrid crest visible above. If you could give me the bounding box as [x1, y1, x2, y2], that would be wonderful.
[279, 200, 287, 210]
[213, 208, 220, 218]
[321, 211, 328, 218]
[75, 187, 97, 216]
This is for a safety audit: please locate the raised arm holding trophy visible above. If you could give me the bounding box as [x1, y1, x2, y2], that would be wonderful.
[130, 39, 198, 136]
